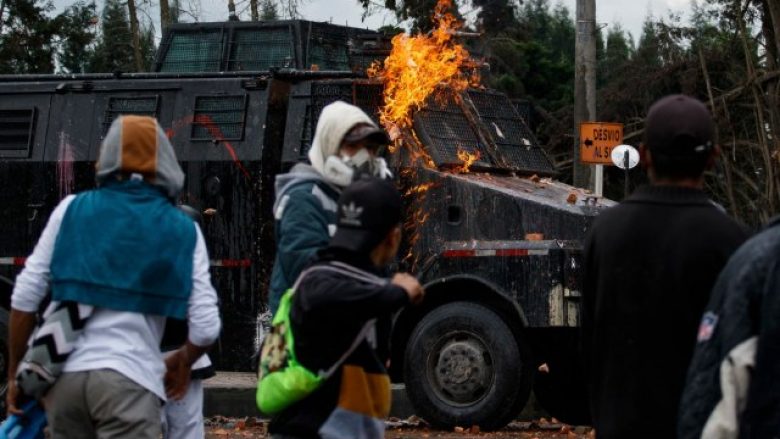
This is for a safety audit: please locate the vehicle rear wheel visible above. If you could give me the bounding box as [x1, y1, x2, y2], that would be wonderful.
[404, 301, 533, 431]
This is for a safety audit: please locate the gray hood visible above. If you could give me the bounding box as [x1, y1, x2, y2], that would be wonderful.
[96, 115, 184, 198]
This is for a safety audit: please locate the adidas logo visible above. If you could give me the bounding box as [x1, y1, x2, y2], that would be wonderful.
[341, 202, 363, 227]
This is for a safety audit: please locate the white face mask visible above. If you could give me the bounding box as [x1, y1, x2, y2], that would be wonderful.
[322, 149, 393, 187]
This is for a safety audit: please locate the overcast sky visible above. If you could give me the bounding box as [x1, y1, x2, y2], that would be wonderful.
[53, 0, 695, 44]
[198, 0, 695, 41]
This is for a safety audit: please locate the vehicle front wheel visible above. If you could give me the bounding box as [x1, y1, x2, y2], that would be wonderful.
[403, 301, 533, 431]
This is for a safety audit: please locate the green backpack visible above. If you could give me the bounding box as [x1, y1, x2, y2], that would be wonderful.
[256, 265, 374, 415]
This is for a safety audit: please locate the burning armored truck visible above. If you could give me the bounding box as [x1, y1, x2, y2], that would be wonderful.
[0, 12, 612, 430]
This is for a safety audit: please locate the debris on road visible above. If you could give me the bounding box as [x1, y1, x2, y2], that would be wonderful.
[205, 416, 594, 438]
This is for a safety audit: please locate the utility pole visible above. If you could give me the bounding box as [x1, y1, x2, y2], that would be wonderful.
[573, 0, 599, 193]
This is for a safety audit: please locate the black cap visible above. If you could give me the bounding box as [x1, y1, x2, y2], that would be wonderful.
[330, 176, 402, 254]
[644, 95, 715, 156]
[342, 123, 391, 147]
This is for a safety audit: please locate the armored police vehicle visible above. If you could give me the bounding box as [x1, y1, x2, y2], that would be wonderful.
[0, 19, 611, 428]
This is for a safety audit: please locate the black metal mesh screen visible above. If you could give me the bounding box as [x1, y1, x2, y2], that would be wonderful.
[298, 82, 353, 159]
[0, 109, 34, 151]
[467, 90, 554, 174]
[413, 93, 493, 167]
[306, 25, 349, 70]
[349, 54, 382, 72]
[102, 97, 159, 135]
[160, 31, 223, 72]
[348, 34, 391, 72]
[513, 99, 532, 126]
[353, 83, 383, 124]
[191, 96, 247, 141]
[228, 27, 295, 71]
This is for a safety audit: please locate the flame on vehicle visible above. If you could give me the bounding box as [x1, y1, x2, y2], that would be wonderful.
[456, 149, 480, 173]
[368, 0, 479, 268]
[368, 0, 475, 131]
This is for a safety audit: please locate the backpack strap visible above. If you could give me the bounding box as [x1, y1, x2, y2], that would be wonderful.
[319, 319, 376, 379]
[289, 262, 386, 380]
[291, 261, 386, 290]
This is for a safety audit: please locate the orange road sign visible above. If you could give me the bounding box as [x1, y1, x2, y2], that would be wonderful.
[579, 122, 624, 165]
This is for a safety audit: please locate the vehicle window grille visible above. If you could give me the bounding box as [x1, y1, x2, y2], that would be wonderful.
[413, 92, 493, 167]
[353, 83, 383, 124]
[102, 96, 160, 135]
[349, 53, 383, 72]
[307, 26, 349, 70]
[160, 31, 224, 72]
[228, 28, 294, 71]
[298, 82, 383, 160]
[298, 83, 353, 159]
[191, 95, 247, 141]
[467, 90, 555, 174]
[0, 109, 35, 156]
[512, 99, 532, 126]
[299, 104, 314, 160]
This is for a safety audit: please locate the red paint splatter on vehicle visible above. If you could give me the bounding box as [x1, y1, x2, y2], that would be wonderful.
[165, 115, 251, 180]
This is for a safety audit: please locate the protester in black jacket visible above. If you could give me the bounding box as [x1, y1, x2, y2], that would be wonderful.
[581, 95, 748, 439]
[679, 217, 780, 439]
[269, 177, 424, 439]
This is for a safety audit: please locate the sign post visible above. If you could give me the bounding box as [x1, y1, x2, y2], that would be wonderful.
[579, 122, 624, 196]
[611, 144, 640, 198]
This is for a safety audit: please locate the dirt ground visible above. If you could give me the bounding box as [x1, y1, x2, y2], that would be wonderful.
[205, 416, 594, 438]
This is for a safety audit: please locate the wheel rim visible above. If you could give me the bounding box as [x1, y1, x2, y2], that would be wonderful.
[426, 331, 495, 407]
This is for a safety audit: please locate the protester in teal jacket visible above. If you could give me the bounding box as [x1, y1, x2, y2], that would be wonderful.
[268, 101, 392, 313]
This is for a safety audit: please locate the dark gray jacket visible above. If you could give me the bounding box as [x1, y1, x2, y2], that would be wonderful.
[268, 164, 340, 314]
[679, 218, 780, 439]
[582, 185, 747, 439]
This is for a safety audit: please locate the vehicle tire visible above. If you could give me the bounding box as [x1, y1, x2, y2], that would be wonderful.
[404, 301, 533, 431]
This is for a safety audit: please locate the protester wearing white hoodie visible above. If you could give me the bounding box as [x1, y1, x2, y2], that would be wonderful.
[267, 101, 392, 314]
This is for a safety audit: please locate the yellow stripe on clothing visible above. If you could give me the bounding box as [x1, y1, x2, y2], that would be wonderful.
[336, 364, 391, 418]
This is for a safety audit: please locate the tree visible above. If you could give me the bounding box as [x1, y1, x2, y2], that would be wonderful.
[473, 0, 518, 32]
[0, 0, 59, 73]
[505, 0, 575, 108]
[127, 0, 143, 71]
[170, 0, 183, 22]
[635, 18, 662, 69]
[56, 1, 98, 73]
[89, 0, 135, 73]
[139, 25, 156, 70]
[260, 0, 278, 20]
[601, 25, 632, 84]
[160, 0, 172, 30]
[358, 0, 459, 32]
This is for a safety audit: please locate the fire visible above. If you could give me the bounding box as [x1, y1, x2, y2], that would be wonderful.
[456, 149, 480, 173]
[404, 182, 435, 197]
[367, 0, 479, 269]
[368, 0, 477, 130]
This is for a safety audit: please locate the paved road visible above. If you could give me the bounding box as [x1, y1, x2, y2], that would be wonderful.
[205, 417, 594, 438]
